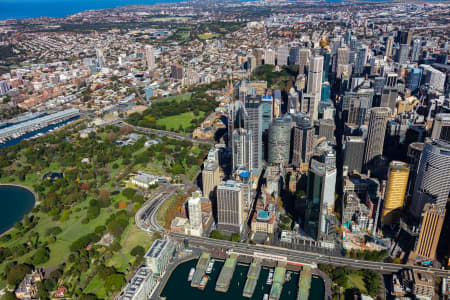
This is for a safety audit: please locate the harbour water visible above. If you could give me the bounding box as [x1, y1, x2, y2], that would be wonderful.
[161, 259, 324, 300]
[0, 116, 79, 150]
[0, 185, 36, 234]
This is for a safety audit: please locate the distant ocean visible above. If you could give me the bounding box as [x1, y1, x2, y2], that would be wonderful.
[0, 0, 185, 20]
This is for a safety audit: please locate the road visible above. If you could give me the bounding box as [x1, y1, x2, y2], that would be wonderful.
[120, 121, 215, 146]
[136, 183, 450, 279]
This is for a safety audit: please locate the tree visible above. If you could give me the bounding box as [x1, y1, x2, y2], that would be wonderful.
[1, 292, 18, 300]
[7, 264, 32, 286]
[32, 248, 50, 265]
[104, 273, 125, 293]
[122, 188, 136, 200]
[78, 295, 98, 300]
[130, 246, 145, 257]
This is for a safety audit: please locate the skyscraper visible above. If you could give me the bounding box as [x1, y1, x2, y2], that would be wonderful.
[344, 136, 365, 173]
[409, 139, 450, 219]
[291, 113, 314, 170]
[380, 73, 398, 113]
[273, 90, 281, 117]
[396, 44, 410, 64]
[289, 46, 300, 65]
[431, 113, 450, 143]
[232, 128, 253, 172]
[385, 36, 394, 57]
[202, 160, 220, 200]
[412, 204, 445, 261]
[244, 98, 263, 175]
[307, 55, 324, 121]
[381, 161, 410, 225]
[217, 180, 244, 233]
[277, 46, 289, 66]
[304, 159, 336, 241]
[354, 47, 367, 75]
[335, 47, 349, 72]
[363, 107, 391, 170]
[411, 39, 421, 62]
[407, 68, 422, 93]
[96, 48, 105, 68]
[320, 48, 331, 82]
[187, 194, 203, 236]
[145, 45, 155, 72]
[268, 117, 292, 165]
[261, 95, 273, 133]
[299, 48, 310, 74]
[264, 49, 276, 65]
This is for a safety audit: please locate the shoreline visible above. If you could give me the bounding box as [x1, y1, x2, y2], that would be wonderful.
[0, 183, 39, 236]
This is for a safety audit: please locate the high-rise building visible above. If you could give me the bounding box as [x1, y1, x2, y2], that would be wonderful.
[406, 142, 424, 198]
[0, 80, 11, 96]
[273, 90, 281, 117]
[363, 107, 391, 170]
[277, 46, 289, 66]
[261, 96, 273, 133]
[289, 46, 300, 65]
[232, 128, 253, 172]
[247, 54, 257, 72]
[381, 161, 410, 225]
[385, 36, 394, 57]
[412, 204, 445, 261]
[145, 45, 155, 72]
[374, 77, 385, 95]
[431, 113, 450, 142]
[307, 55, 324, 121]
[396, 44, 410, 64]
[354, 47, 367, 75]
[244, 98, 263, 175]
[344, 136, 365, 173]
[304, 159, 336, 241]
[217, 180, 244, 233]
[291, 113, 314, 169]
[96, 48, 105, 68]
[187, 194, 203, 236]
[407, 68, 422, 93]
[381, 73, 398, 113]
[398, 30, 413, 45]
[320, 48, 331, 82]
[202, 160, 220, 200]
[170, 63, 184, 80]
[254, 48, 264, 66]
[335, 47, 350, 72]
[409, 140, 450, 219]
[299, 48, 310, 74]
[420, 64, 446, 92]
[268, 117, 292, 165]
[411, 39, 421, 62]
[264, 49, 276, 65]
[318, 119, 334, 142]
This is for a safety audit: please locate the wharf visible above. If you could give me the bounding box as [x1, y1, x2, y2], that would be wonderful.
[297, 266, 312, 300]
[269, 261, 286, 300]
[243, 258, 262, 298]
[191, 252, 211, 288]
[215, 253, 238, 292]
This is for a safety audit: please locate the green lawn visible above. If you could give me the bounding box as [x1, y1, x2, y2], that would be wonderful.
[84, 274, 106, 299]
[152, 93, 192, 103]
[198, 33, 220, 40]
[345, 273, 368, 294]
[156, 111, 204, 132]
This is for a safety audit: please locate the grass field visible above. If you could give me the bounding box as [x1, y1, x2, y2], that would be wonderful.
[345, 273, 368, 294]
[152, 93, 192, 103]
[198, 33, 220, 40]
[156, 111, 204, 132]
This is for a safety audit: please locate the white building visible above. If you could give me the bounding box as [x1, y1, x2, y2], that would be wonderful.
[144, 239, 175, 277]
[131, 173, 158, 189]
[186, 192, 203, 237]
[118, 267, 154, 300]
[420, 65, 446, 92]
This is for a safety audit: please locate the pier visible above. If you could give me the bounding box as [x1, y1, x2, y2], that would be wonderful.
[215, 253, 238, 292]
[0, 108, 80, 143]
[269, 261, 286, 300]
[297, 266, 312, 300]
[191, 252, 210, 288]
[242, 258, 262, 298]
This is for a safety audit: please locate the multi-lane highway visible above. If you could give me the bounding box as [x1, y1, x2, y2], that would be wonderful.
[137, 185, 450, 278]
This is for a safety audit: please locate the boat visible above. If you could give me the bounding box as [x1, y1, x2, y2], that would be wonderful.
[263, 294, 269, 300]
[266, 270, 273, 285]
[285, 271, 291, 282]
[187, 267, 195, 281]
[206, 259, 215, 274]
[199, 275, 209, 290]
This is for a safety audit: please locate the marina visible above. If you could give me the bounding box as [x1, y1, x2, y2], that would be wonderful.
[269, 261, 287, 300]
[0, 108, 80, 146]
[161, 255, 324, 300]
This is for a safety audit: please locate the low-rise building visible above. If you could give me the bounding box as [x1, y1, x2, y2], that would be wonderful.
[118, 267, 154, 300]
[15, 270, 43, 300]
[131, 173, 158, 189]
[251, 210, 275, 234]
[144, 239, 175, 277]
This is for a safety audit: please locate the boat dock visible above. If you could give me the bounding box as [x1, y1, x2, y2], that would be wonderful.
[269, 261, 286, 300]
[191, 252, 211, 288]
[242, 258, 262, 298]
[297, 266, 312, 300]
[215, 253, 238, 292]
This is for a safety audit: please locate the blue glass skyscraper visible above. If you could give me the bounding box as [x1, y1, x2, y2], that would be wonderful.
[408, 68, 422, 93]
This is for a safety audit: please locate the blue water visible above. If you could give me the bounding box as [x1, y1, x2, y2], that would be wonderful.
[0, 0, 184, 20]
[0, 185, 36, 234]
[0, 116, 79, 150]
